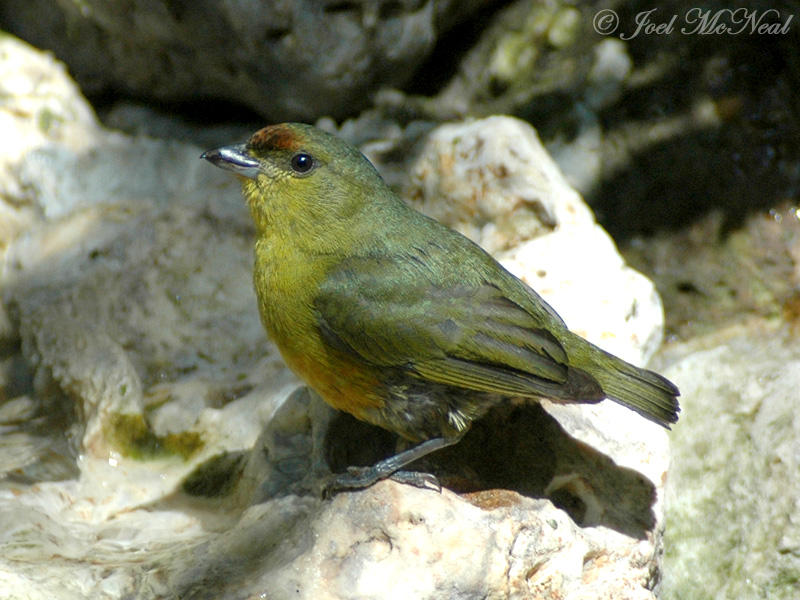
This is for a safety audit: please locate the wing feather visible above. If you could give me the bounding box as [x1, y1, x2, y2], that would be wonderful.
[314, 252, 602, 401]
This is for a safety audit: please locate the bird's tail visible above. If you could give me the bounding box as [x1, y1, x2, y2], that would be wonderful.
[566, 333, 680, 428]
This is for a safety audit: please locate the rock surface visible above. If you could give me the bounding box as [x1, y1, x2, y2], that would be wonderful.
[0, 0, 489, 121]
[0, 36, 672, 599]
[660, 325, 800, 600]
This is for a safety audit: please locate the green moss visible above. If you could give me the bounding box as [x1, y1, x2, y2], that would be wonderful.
[547, 7, 580, 48]
[181, 451, 247, 498]
[770, 570, 800, 594]
[106, 413, 204, 460]
[143, 392, 174, 413]
[37, 108, 63, 134]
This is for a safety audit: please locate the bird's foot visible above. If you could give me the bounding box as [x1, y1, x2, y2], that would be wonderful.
[322, 467, 440, 498]
[389, 470, 441, 492]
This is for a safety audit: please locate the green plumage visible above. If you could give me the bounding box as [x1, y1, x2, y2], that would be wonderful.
[314, 200, 679, 428]
[203, 122, 680, 492]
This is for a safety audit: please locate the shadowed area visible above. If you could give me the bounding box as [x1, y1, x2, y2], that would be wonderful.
[325, 401, 657, 539]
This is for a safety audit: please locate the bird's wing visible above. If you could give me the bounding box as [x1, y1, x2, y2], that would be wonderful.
[314, 254, 603, 401]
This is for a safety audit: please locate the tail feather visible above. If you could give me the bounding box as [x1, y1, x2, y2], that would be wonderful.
[600, 360, 680, 428]
[567, 333, 681, 428]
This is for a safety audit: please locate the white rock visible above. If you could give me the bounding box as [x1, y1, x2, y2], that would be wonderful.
[248, 484, 657, 600]
[0, 34, 103, 341]
[406, 116, 595, 255]
[0, 35, 100, 187]
[662, 326, 800, 600]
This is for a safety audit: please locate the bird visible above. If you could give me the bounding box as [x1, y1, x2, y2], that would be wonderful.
[201, 122, 679, 493]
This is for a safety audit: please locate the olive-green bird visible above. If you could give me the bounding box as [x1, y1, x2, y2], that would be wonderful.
[202, 123, 679, 492]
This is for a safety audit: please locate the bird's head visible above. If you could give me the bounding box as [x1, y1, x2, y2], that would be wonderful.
[202, 123, 389, 239]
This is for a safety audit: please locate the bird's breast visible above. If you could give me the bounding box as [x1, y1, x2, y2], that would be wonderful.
[252, 237, 385, 418]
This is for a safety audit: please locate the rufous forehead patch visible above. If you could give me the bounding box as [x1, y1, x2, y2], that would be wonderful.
[248, 124, 301, 152]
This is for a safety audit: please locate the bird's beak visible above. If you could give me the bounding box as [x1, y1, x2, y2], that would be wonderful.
[201, 144, 261, 180]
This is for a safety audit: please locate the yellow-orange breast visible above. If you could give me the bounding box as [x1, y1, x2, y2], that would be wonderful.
[278, 337, 387, 420]
[253, 238, 386, 421]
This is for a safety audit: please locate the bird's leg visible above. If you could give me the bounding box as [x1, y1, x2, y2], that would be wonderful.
[324, 434, 464, 496]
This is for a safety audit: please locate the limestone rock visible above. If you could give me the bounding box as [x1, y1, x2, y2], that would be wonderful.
[661, 325, 800, 600]
[0, 33, 294, 485]
[0, 34, 101, 273]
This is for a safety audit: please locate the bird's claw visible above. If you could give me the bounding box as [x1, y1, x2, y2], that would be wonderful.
[388, 470, 441, 492]
[321, 467, 441, 498]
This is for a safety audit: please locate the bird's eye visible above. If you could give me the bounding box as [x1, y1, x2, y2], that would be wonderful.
[290, 153, 314, 174]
